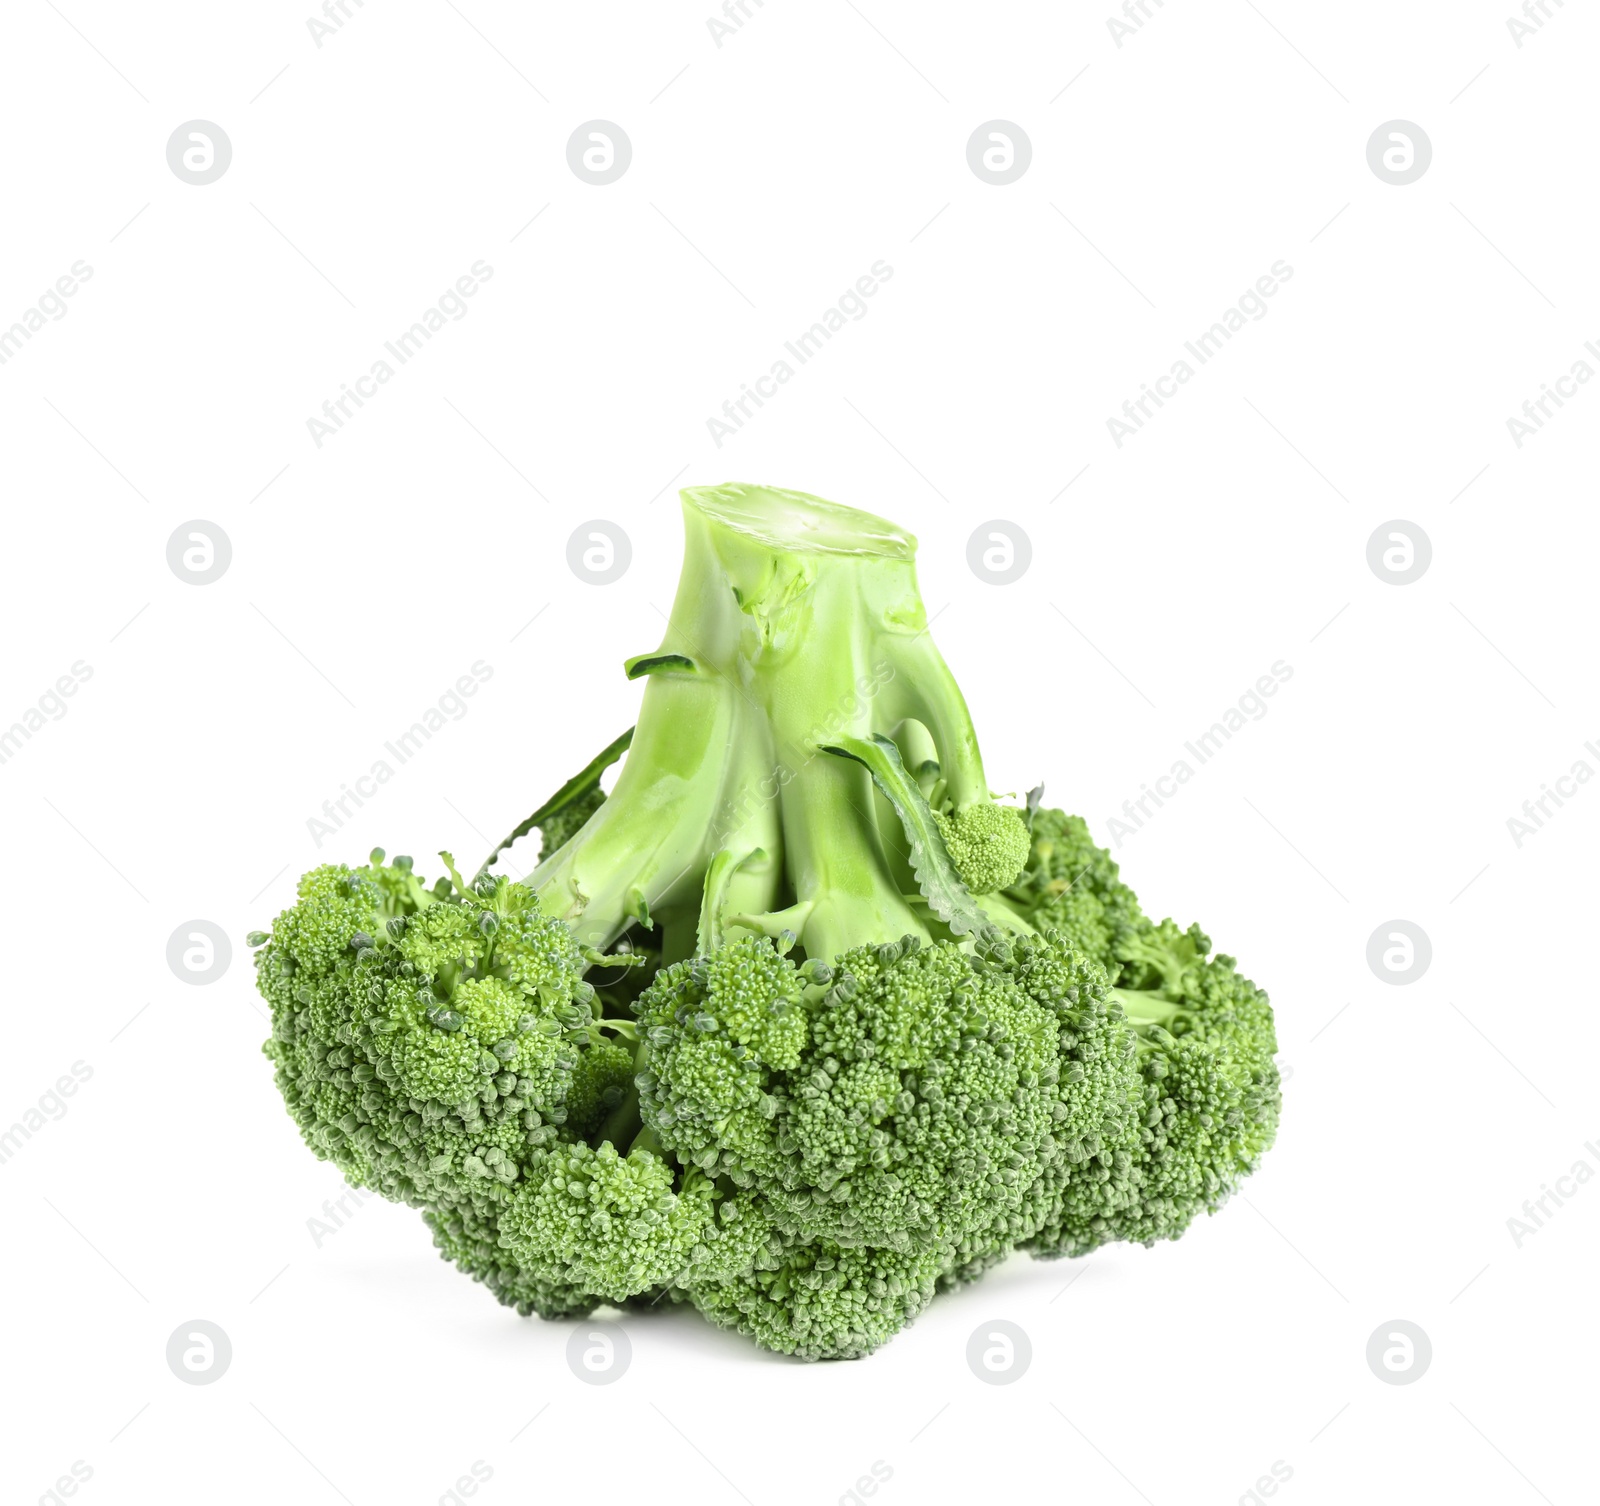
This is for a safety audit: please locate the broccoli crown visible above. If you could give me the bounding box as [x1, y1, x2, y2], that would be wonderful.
[253, 484, 1281, 1361]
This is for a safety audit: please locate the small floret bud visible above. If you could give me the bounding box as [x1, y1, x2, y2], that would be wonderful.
[369, 847, 385, 865]
[349, 931, 374, 951]
[246, 930, 269, 947]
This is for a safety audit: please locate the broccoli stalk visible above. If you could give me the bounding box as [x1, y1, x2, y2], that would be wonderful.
[528, 484, 1026, 966]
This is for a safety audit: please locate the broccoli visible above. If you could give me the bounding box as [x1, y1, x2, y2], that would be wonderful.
[254, 483, 1279, 1360]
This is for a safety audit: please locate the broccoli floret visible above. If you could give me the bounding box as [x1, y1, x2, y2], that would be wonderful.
[932, 802, 1031, 894]
[537, 787, 606, 863]
[499, 1143, 715, 1302]
[561, 1037, 637, 1137]
[636, 931, 1086, 1257]
[688, 1234, 947, 1361]
[1113, 938, 1280, 1235]
[257, 854, 663, 1294]
[1005, 808, 1146, 973]
[253, 483, 1281, 1361]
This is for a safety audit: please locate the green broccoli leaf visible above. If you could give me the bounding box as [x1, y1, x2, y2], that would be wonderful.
[819, 732, 985, 937]
[476, 728, 634, 883]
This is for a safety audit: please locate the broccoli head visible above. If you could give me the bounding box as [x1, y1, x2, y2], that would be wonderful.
[252, 483, 1280, 1359]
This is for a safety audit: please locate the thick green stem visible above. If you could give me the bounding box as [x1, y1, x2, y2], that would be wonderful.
[1112, 987, 1186, 1032]
[886, 632, 992, 811]
[531, 484, 1004, 964]
[594, 1037, 652, 1153]
[531, 669, 736, 950]
[780, 754, 929, 963]
[595, 1089, 642, 1153]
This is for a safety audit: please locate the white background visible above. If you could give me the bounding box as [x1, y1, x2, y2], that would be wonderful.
[2, 2, 1595, 1503]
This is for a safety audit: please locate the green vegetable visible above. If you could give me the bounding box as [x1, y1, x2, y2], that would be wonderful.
[255, 483, 1280, 1360]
